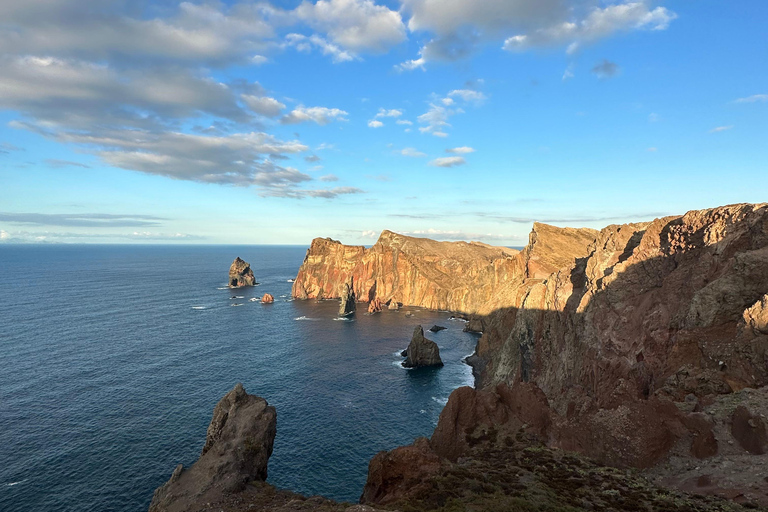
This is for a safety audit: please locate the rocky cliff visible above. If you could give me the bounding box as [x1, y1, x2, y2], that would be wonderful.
[296, 203, 768, 504]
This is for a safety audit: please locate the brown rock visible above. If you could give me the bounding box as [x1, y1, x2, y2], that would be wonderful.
[261, 293, 274, 304]
[360, 437, 442, 506]
[229, 257, 256, 287]
[149, 384, 276, 512]
[367, 297, 383, 314]
[731, 405, 768, 454]
[402, 326, 443, 368]
[743, 294, 768, 335]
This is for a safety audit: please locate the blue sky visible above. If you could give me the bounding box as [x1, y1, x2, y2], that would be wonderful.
[0, 0, 765, 245]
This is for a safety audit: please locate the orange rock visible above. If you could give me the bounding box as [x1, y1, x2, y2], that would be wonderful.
[260, 293, 274, 304]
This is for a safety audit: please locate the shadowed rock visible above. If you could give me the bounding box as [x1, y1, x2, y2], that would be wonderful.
[339, 276, 356, 317]
[149, 384, 276, 512]
[402, 326, 443, 368]
[428, 325, 446, 333]
[229, 257, 256, 287]
[731, 405, 767, 454]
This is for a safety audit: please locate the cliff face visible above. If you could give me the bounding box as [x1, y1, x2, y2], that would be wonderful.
[292, 226, 596, 315]
[295, 204, 768, 504]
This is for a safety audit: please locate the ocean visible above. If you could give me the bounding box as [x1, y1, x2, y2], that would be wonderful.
[0, 245, 478, 511]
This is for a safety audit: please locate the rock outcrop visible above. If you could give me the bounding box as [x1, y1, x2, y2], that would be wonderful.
[295, 203, 768, 504]
[367, 297, 383, 314]
[402, 326, 443, 368]
[261, 293, 274, 304]
[338, 276, 356, 317]
[229, 257, 256, 287]
[149, 384, 276, 512]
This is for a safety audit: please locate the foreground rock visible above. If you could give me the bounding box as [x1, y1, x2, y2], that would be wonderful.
[149, 384, 276, 512]
[261, 293, 274, 304]
[338, 276, 356, 317]
[402, 326, 443, 368]
[229, 257, 256, 287]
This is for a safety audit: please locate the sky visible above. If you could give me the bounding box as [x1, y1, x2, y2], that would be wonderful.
[0, 0, 766, 245]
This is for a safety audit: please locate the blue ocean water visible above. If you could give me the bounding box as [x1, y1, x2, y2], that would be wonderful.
[0, 245, 478, 511]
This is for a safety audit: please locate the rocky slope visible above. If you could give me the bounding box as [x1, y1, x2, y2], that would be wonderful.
[294, 203, 768, 505]
[151, 385, 751, 512]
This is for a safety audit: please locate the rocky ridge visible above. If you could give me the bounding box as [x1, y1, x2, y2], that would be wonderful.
[293, 203, 768, 505]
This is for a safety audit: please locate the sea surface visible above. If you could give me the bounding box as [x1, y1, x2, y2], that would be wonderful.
[0, 245, 478, 511]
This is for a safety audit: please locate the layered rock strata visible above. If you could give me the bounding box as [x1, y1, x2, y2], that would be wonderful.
[295, 203, 768, 503]
[229, 257, 256, 287]
[402, 326, 443, 368]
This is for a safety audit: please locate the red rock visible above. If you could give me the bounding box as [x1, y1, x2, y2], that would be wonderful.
[261, 293, 274, 304]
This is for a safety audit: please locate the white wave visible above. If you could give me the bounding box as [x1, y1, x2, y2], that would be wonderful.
[448, 316, 468, 323]
[6, 480, 26, 487]
[231, 295, 244, 299]
[191, 306, 207, 310]
[287, 279, 295, 283]
[230, 303, 243, 307]
[420, 409, 427, 414]
[333, 317, 354, 322]
[249, 298, 259, 302]
[431, 396, 448, 406]
[294, 316, 320, 321]
[216, 287, 229, 290]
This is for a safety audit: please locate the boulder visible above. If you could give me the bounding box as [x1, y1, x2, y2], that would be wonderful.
[148, 384, 276, 512]
[339, 276, 356, 317]
[261, 293, 274, 304]
[731, 405, 768, 454]
[387, 300, 400, 310]
[228, 257, 256, 287]
[428, 325, 446, 333]
[402, 326, 443, 368]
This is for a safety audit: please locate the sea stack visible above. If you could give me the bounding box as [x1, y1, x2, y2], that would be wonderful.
[228, 257, 256, 287]
[402, 326, 443, 368]
[339, 276, 356, 317]
[148, 384, 276, 512]
[261, 293, 274, 304]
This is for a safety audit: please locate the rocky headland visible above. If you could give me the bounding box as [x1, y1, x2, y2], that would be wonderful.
[292, 203, 768, 505]
[229, 257, 257, 287]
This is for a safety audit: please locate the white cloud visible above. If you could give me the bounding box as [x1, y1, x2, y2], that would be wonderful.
[709, 125, 734, 133]
[448, 89, 486, 103]
[0, 230, 10, 240]
[446, 146, 475, 154]
[735, 94, 768, 103]
[396, 119, 413, 125]
[368, 119, 384, 128]
[401, 147, 427, 157]
[591, 59, 619, 78]
[361, 230, 378, 238]
[284, 33, 356, 63]
[319, 174, 339, 182]
[647, 147, 657, 152]
[293, 0, 406, 53]
[648, 112, 659, 122]
[281, 106, 348, 125]
[430, 156, 466, 167]
[375, 108, 403, 118]
[242, 95, 286, 117]
[503, 2, 676, 53]
[400, 228, 512, 242]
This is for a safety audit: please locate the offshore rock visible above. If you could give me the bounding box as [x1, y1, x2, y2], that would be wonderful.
[261, 293, 274, 304]
[428, 325, 446, 333]
[229, 257, 256, 287]
[368, 297, 383, 314]
[339, 276, 356, 316]
[149, 384, 276, 512]
[402, 326, 443, 368]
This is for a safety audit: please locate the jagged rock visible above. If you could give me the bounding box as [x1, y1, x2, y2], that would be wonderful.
[743, 294, 768, 335]
[229, 257, 256, 287]
[428, 325, 446, 333]
[368, 297, 383, 314]
[339, 276, 356, 317]
[402, 326, 443, 368]
[149, 384, 276, 512]
[261, 293, 274, 304]
[387, 300, 400, 310]
[731, 405, 767, 454]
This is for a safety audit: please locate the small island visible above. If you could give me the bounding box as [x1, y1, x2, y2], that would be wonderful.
[228, 257, 256, 287]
